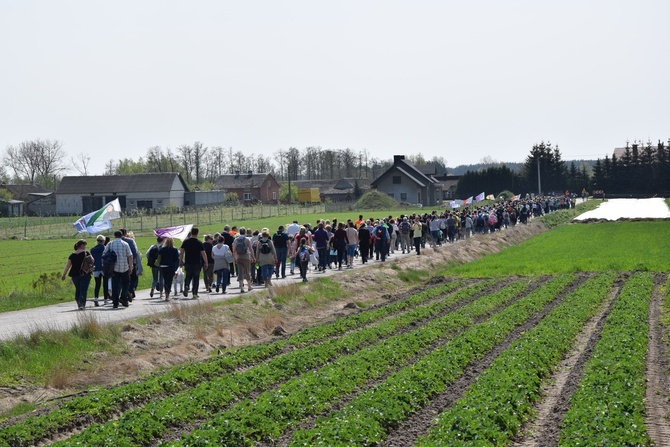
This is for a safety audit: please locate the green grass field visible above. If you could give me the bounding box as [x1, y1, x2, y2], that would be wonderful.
[445, 221, 670, 276]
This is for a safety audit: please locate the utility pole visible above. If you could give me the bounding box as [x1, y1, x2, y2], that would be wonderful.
[537, 157, 542, 195]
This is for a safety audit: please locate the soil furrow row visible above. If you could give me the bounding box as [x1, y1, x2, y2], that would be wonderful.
[49, 278, 526, 446]
[378, 273, 591, 447]
[265, 276, 552, 447]
[643, 274, 670, 447]
[511, 275, 623, 446]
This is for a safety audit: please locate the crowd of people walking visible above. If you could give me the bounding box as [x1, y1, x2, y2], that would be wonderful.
[62, 195, 573, 310]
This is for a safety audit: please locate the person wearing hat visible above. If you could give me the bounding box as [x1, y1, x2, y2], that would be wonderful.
[90, 234, 108, 306]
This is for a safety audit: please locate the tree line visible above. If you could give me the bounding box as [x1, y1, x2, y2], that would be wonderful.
[456, 141, 592, 198]
[4, 137, 667, 197]
[591, 140, 670, 195]
[1, 140, 446, 190]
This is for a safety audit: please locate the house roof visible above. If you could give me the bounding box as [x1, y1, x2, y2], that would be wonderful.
[56, 173, 188, 194]
[214, 172, 277, 190]
[0, 183, 53, 201]
[370, 157, 438, 188]
[435, 175, 461, 190]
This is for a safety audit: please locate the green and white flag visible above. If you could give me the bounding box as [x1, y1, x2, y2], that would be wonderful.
[73, 198, 122, 233]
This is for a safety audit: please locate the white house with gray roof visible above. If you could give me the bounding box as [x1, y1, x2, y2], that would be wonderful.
[370, 155, 442, 206]
[56, 173, 189, 215]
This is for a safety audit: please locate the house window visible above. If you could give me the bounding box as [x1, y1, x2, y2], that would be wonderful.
[392, 176, 401, 184]
[272, 191, 277, 200]
[400, 193, 407, 201]
[136, 200, 153, 209]
[243, 193, 252, 201]
[388, 193, 394, 199]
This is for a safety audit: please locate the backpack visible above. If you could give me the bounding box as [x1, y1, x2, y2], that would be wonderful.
[259, 239, 272, 254]
[400, 221, 410, 234]
[80, 251, 95, 275]
[102, 249, 117, 276]
[298, 247, 310, 263]
[375, 227, 383, 238]
[147, 245, 159, 267]
[235, 237, 247, 255]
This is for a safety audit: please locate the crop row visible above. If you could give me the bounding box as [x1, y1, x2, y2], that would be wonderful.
[169, 276, 570, 446]
[416, 272, 615, 445]
[290, 274, 578, 446]
[559, 272, 653, 446]
[47, 278, 511, 446]
[0, 278, 473, 446]
[55, 278, 535, 446]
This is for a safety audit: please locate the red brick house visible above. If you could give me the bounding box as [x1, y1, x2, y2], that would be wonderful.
[214, 172, 280, 204]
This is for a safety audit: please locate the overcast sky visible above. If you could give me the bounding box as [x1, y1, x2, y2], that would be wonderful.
[1, 1, 668, 176]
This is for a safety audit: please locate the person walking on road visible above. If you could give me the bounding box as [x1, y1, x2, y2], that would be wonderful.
[61, 239, 93, 310]
[157, 237, 180, 301]
[233, 227, 254, 293]
[255, 228, 277, 287]
[90, 235, 107, 306]
[103, 230, 133, 308]
[179, 227, 208, 298]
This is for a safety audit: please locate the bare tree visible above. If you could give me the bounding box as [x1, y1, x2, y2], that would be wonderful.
[3, 139, 67, 186]
[104, 159, 117, 175]
[71, 153, 91, 176]
[177, 144, 194, 183]
[274, 148, 287, 180]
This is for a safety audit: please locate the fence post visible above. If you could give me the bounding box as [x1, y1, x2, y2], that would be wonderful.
[140, 215, 143, 232]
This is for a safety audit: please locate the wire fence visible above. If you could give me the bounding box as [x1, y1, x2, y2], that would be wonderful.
[0, 203, 329, 240]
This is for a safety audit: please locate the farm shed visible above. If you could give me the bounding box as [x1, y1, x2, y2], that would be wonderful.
[55, 173, 189, 215]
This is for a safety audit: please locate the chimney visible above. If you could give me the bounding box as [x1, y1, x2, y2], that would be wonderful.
[247, 170, 253, 178]
[393, 155, 405, 164]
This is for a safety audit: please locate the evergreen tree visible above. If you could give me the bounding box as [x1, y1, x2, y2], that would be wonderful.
[523, 141, 567, 194]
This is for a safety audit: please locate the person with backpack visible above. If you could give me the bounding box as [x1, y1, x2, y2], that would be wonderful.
[399, 217, 411, 254]
[373, 220, 389, 262]
[103, 230, 133, 308]
[179, 227, 208, 299]
[119, 228, 140, 300]
[233, 227, 254, 293]
[146, 236, 164, 298]
[61, 239, 94, 310]
[296, 238, 312, 282]
[255, 228, 277, 287]
[272, 225, 290, 279]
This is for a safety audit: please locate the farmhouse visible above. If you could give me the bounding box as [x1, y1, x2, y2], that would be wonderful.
[370, 155, 442, 206]
[213, 172, 280, 204]
[0, 182, 55, 216]
[56, 173, 188, 215]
